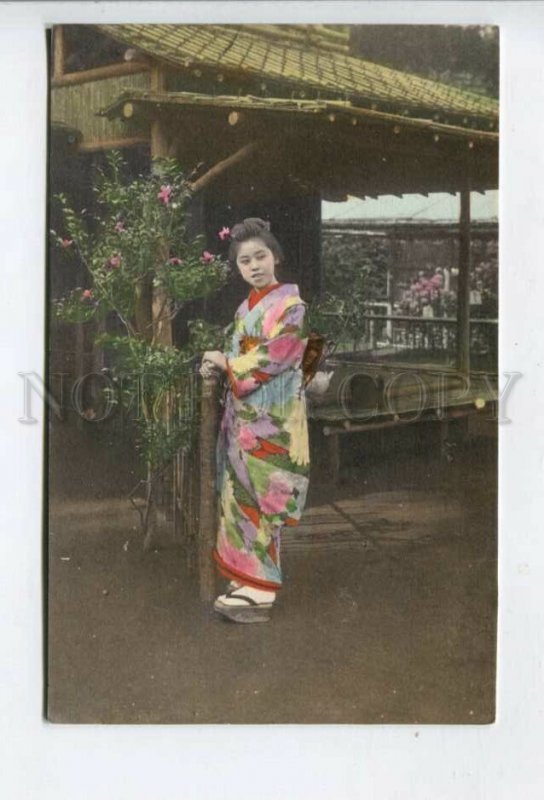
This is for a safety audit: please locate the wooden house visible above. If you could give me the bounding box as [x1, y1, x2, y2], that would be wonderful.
[51, 22, 498, 351]
[49, 25, 499, 572]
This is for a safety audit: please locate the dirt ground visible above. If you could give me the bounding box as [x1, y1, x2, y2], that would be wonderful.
[47, 419, 497, 724]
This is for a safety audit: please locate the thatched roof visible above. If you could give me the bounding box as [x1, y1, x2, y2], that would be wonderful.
[97, 24, 498, 132]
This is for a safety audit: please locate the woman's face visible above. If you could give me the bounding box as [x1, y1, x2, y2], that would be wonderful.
[235, 238, 278, 290]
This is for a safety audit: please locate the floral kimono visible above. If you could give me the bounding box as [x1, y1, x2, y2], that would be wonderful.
[213, 282, 310, 590]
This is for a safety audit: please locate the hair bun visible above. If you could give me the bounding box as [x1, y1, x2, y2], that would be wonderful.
[243, 217, 271, 231]
[230, 217, 271, 240]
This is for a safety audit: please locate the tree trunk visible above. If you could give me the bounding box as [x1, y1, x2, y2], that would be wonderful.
[134, 275, 154, 342]
[141, 99, 177, 550]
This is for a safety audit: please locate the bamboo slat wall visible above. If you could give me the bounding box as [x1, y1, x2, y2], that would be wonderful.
[51, 72, 150, 146]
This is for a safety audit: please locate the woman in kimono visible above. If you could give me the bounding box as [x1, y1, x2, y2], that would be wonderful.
[201, 218, 309, 623]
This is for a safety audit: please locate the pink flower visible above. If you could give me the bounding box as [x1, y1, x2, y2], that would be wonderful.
[168, 257, 183, 266]
[114, 221, 126, 233]
[201, 250, 215, 264]
[218, 226, 230, 241]
[219, 536, 261, 577]
[61, 238, 73, 248]
[260, 473, 292, 515]
[268, 336, 304, 364]
[239, 425, 258, 451]
[268, 472, 292, 494]
[415, 281, 431, 296]
[157, 184, 172, 205]
[81, 289, 93, 300]
[107, 254, 122, 269]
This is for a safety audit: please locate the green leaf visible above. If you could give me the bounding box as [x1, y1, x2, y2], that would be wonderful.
[51, 152, 229, 469]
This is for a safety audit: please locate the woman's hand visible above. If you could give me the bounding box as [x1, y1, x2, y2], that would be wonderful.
[200, 350, 227, 378]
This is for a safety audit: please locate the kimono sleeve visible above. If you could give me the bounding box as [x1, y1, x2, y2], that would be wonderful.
[225, 314, 244, 359]
[226, 303, 306, 398]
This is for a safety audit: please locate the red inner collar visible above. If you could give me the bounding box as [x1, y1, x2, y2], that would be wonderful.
[248, 282, 281, 310]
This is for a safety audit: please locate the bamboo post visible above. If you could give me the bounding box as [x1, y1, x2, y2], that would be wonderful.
[456, 189, 471, 373]
[198, 375, 220, 602]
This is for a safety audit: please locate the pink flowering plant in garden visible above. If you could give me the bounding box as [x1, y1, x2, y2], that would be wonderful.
[51, 151, 230, 485]
[53, 152, 228, 334]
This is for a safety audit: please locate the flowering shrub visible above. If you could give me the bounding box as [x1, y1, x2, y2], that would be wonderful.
[52, 152, 228, 331]
[51, 151, 230, 471]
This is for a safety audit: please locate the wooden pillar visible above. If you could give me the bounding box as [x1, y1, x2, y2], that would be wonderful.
[149, 65, 176, 348]
[299, 194, 322, 302]
[150, 65, 169, 166]
[314, 193, 324, 299]
[198, 376, 220, 602]
[456, 189, 471, 373]
[53, 26, 65, 80]
[326, 432, 341, 486]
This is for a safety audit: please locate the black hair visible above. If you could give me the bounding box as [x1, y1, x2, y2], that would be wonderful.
[227, 218, 285, 271]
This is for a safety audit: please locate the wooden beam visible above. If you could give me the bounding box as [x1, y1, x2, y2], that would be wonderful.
[51, 60, 149, 88]
[188, 141, 259, 194]
[228, 110, 243, 126]
[122, 101, 135, 119]
[150, 64, 166, 93]
[77, 135, 149, 153]
[53, 26, 65, 80]
[323, 404, 483, 437]
[456, 189, 472, 373]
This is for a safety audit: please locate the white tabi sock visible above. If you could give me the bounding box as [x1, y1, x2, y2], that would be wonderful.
[219, 584, 276, 606]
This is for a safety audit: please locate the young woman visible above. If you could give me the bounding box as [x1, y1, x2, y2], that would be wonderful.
[200, 218, 310, 623]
